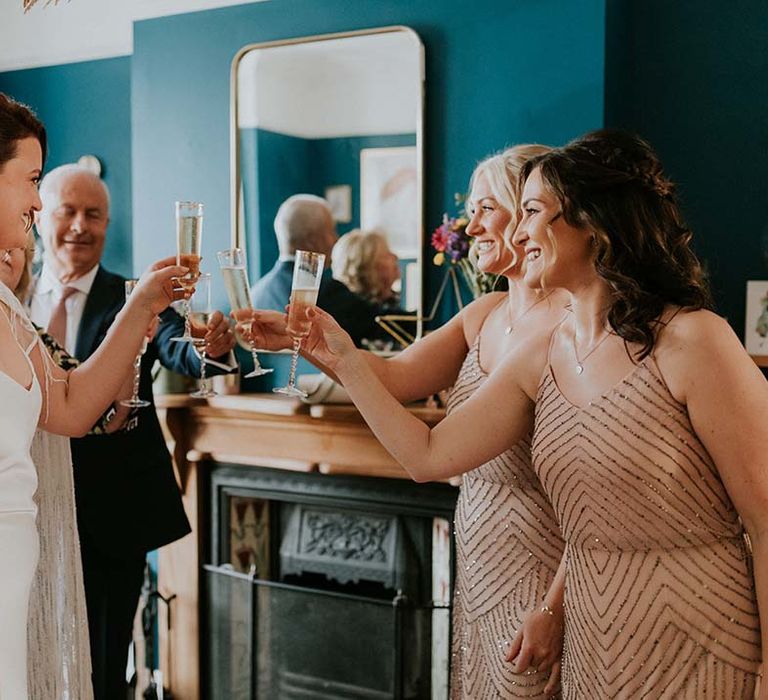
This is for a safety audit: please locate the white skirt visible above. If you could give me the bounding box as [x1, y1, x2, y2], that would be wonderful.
[0, 511, 38, 700]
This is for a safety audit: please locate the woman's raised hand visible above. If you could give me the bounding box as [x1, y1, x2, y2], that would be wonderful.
[233, 306, 356, 372]
[130, 256, 190, 316]
[297, 306, 356, 372]
[232, 309, 293, 352]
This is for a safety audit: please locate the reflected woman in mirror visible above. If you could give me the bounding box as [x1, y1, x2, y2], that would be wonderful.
[331, 228, 402, 311]
[511, 129, 767, 698]
[238, 145, 571, 698]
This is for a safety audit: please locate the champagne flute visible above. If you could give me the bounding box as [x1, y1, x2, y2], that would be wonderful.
[216, 248, 273, 377]
[273, 250, 325, 398]
[171, 201, 203, 342]
[189, 273, 217, 398]
[119, 279, 151, 408]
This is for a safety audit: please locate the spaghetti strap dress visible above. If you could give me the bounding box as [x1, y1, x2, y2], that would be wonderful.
[533, 350, 761, 698]
[448, 332, 564, 698]
[0, 294, 42, 699]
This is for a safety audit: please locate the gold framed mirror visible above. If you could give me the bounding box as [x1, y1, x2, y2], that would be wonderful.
[230, 26, 425, 340]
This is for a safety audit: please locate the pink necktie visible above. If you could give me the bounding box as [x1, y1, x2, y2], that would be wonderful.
[47, 286, 78, 348]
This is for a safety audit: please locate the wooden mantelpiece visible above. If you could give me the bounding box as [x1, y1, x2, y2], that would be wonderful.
[154, 393, 445, 700]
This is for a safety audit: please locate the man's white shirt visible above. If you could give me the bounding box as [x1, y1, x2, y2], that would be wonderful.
[29, 263, 99, 355]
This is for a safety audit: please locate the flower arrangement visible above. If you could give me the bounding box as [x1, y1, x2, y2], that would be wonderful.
[431, 196, 499, 300]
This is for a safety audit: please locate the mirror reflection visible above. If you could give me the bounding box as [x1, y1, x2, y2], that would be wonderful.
[234, 28, 423, 348]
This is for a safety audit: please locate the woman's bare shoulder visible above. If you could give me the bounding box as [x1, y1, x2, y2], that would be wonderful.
[655, 307, 753, 402]
[459, 291, 507, 340]
[658, 307, 735, 352]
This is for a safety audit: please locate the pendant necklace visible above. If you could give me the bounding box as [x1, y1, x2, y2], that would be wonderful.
[505, 291, 554, 335]
[572, 326, 612, 375]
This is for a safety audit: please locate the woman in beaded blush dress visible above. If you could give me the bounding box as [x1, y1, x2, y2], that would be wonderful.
[238, 145, 570, 698]
[511, 129, 767, 699]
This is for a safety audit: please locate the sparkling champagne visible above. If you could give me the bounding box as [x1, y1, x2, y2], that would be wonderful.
[221, 265, 254, 350]
[221, 265, 252, 310]
[287, 287, 319, 338]
[189, 310, 211, 344]
[177, 253, 201, 291]
[177, 214, 202, 256]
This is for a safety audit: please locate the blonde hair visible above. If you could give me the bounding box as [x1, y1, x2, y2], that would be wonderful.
[332, 229, 391, 302]
[466, 144, 551, 269]
[13, 230, 37, 302]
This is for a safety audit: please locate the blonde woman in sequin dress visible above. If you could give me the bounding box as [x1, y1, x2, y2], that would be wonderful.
[510, 129, 768, 698]
[237, 146, 571, 698]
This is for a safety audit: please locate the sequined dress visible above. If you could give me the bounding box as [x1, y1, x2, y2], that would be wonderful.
[448, 335, 565, 698]
[533, 355, 761, 699]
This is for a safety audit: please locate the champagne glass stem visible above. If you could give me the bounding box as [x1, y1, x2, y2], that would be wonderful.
[200, 349, 208, 385]
[286, 338, 301, 390]
[131, 355, 142, 403]
[183, 298, 192, 338]
[245, 321, 272, 377]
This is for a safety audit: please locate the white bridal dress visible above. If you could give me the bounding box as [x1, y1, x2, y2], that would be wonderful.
[0, 281, 43, 698]
[0, 281, 93, 699]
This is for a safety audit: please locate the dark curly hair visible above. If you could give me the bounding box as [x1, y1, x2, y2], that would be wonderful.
[0, 92, 47, 170]
[521, 128, 712, 359]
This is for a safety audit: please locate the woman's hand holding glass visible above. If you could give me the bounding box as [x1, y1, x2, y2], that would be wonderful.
[126, 256, 191, 318]
[233, 305, 356, 376]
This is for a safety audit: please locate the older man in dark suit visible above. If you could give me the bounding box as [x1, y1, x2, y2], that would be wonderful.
[30, 164, 236, 700]
[251, 194, 390, 347]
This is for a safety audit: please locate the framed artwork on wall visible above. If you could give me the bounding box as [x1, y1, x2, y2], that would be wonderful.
[360, 146, 419, 258]
[745, 280, 768, 356]
[324, 184, 352, 224]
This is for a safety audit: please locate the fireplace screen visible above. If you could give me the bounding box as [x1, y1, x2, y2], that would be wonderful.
[205, 465, 457, 699]
[205, 566, 447, 699]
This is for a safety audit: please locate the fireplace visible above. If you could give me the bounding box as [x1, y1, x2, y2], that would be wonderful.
[203, 464, 457, 699]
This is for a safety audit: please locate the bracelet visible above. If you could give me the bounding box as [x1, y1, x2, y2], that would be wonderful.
[540, 605, 555, 616]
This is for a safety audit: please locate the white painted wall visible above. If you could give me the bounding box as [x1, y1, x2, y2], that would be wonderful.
[237, 31, 421, 138]
[0, 0, 269, 72]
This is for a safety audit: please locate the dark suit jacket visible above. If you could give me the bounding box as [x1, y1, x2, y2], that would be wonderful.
[67, 266, 203, 558]
[250, 260, 389, 347]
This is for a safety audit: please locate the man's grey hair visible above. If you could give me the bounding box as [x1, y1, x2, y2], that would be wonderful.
[273, 194, 332, 255]
[39, 163, 111, 212]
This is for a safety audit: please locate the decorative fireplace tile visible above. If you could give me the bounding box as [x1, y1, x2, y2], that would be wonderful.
[228, 496, 271, 576]
[280, 505, 402, 588]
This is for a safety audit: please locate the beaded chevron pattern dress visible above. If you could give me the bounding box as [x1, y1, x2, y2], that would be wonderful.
[447, 335, 564, 699]
[533, 355, 761, 699]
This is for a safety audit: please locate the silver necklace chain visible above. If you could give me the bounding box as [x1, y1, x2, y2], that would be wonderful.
[505, 291, 555, 335]
[572, 326, 612, 375]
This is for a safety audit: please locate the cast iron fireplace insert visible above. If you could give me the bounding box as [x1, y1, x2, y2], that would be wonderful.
[203, 463, 458, 700]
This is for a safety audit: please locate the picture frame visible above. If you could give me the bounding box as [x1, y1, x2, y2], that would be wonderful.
[324, 184, 352, 224]
[745, 280, 768, 356]
[360, 146, 419, 258]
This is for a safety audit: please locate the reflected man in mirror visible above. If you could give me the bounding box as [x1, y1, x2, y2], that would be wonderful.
[29, 164, 237, 700]
[250, 194, 394, 347]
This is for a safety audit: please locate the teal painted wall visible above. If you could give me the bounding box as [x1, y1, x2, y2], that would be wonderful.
[131, 0, 606, 317]
[605, 1, 768, 338]
[0, 57, 133, 276]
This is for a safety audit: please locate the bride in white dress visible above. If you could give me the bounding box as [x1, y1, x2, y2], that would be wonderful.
[0, 92, 188, 699]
